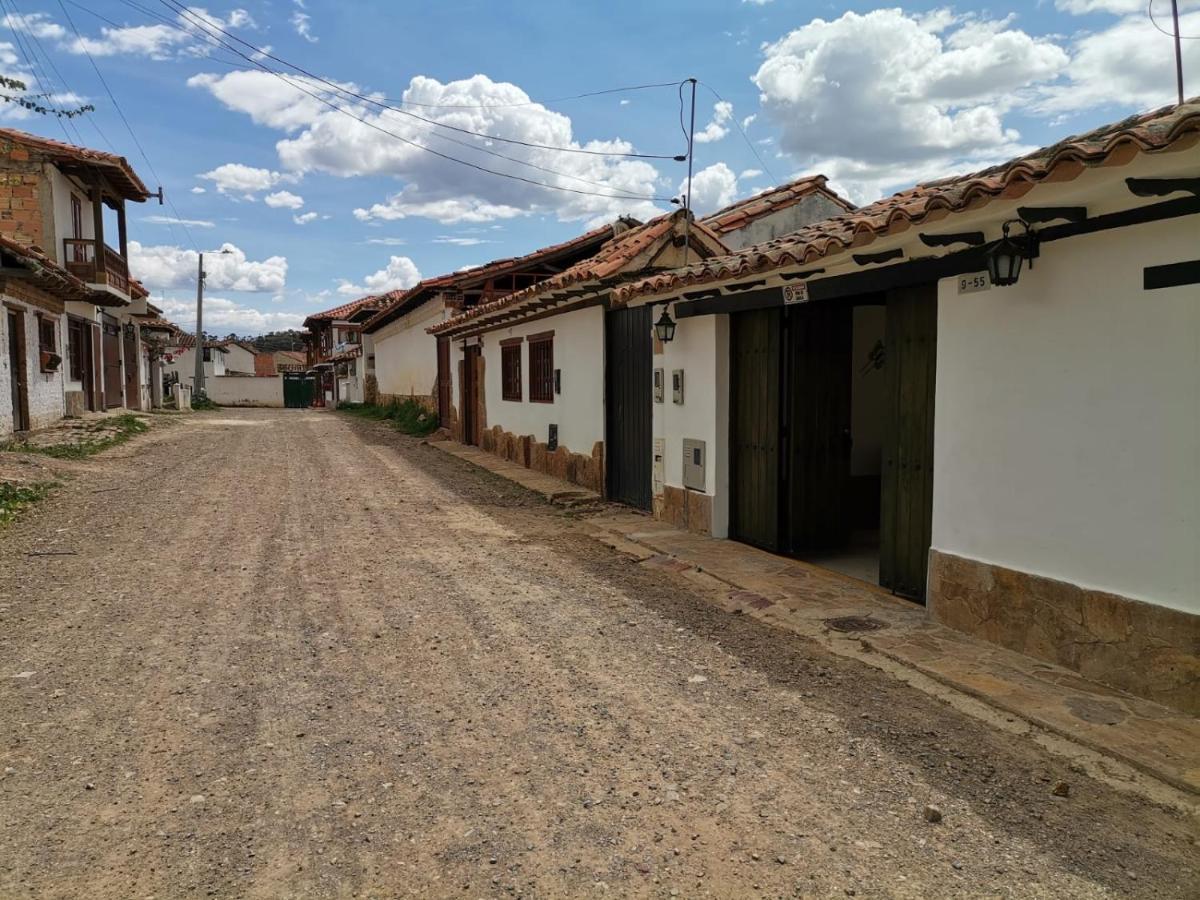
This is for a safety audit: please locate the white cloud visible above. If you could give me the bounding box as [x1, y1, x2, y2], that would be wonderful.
[365, 237, 407, 246]
[159, 295, 303, 335]
[190, 186, 206, 194]
[433, 236, 496, 246]
[694, 100, 734, 144]
[683, 162, 740, 214]
[55, 7, 256, 60]
[1, 12, 66, 40]
[752, 9, 1070, 203]
[292, 211, 319, 225]
[291, 11, 317, 42]
[741, 113, 756, 130]
[142, 215, 215, 228]
[264, 190, 305, 209]
[336, 255, 422, 296]
[129, 241, 287, 293]
[199, 162, 292, 197]
[739, 168, 763, 180]
[189, 70, 666, 225]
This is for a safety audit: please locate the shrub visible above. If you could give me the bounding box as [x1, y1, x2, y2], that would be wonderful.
[338, 399, 439, 436]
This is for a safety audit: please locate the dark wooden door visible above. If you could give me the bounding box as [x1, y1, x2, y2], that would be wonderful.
[101, 317, 122, 409]
[123, 328, 140, 410]
[90, 323, 103, 411]
[462, 344, 482, 446]
[6, 308, 29, 432]
[730, 307, 782, 551]
[605, 306, 653, 509]
[437, 337, 452, 426]
[785, 301, 853, 553]
[880, 284, 937, 602]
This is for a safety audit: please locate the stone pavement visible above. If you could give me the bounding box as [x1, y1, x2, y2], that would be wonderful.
[430, 439, 1200, 803]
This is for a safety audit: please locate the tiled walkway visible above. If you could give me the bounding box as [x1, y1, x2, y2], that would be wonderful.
[431, 439, 1200, 800]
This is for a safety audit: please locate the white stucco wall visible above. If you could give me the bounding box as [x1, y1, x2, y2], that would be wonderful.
[373, 301, 445, 399]
[653, 308, 731, 536]
[206, 374, 284, 407]
[221, 344, 257, 374]
[47, 166, 95, 265]
[1, 297, 66, 435]
[932, 216, 1200, 615]
[482, 305, 605, 454]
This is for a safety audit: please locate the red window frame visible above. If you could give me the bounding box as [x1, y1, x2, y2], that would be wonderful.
[527, 332, 554, 403]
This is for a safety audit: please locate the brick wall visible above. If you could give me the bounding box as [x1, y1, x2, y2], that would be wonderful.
[0, 139, 46, 250]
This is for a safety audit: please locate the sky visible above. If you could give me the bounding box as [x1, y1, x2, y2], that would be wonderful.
[1, 0, 1197, 334]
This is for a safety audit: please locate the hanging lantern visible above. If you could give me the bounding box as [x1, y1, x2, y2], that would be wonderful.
[654, 306, 677, 343]
[987, 220, 1035, 287]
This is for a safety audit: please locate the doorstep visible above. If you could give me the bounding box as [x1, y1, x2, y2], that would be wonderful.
[429, 439, 1200, 801]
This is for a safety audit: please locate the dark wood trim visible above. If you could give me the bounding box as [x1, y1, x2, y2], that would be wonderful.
[499, 336, 524, 347]
[852, 248, 904, 265]
[526, 329, 554, 343]
[1144, 259, 1200, 290]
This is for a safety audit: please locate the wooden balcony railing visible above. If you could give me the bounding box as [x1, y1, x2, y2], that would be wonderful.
[63, 239, 130, 296]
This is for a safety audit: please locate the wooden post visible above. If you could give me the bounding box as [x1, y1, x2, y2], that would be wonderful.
[90, 184, 107, 284]
[117, 200, 128, 261]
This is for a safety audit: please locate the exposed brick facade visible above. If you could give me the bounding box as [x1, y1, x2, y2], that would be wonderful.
[0, 139, 46, 251]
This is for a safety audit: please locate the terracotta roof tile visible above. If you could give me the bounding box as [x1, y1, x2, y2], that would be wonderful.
[615, 98, 1200, 303]
[0, 127, 150, 199]
[303, 294, 387, 327]
[700, 174, 854, 234]
[0, 234, 93, 302]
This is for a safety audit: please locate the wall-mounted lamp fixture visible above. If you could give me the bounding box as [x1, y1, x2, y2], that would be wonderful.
[654, 306, 677, 343]
[987, 219, 1037, 287]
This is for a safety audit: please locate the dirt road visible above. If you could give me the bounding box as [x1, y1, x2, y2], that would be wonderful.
[0, 409, 1195, 899]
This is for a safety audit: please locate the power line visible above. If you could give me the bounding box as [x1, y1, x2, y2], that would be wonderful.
[380, 80, 687, 110]
[55, 0, 198, 251]
[1148, 0, 1199, 39]
[158, 0, 685, 161]
[698, 81, 778, 185]
[0, 0, 78, 141]
[155, 1, 673, 203]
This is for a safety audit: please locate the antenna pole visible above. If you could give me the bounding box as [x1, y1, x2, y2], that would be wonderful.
[683, 77, 697, 267]
[1171, 0, 1185, 105]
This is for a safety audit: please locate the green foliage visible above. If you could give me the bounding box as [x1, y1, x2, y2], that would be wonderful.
[0, 76, 95, 118]
[338, 399, 440, 437]
[0, 481, 53, 526]
[0, 414, 149, 460]
[191, 395, 220, 411]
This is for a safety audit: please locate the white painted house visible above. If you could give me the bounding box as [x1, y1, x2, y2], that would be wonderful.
[610, 99, 1200, 714]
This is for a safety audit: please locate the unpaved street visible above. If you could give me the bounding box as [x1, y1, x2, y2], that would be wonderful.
[1, 409, 1195, 899]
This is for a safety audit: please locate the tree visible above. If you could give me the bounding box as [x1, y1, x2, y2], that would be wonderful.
[0, 76, 94, 119]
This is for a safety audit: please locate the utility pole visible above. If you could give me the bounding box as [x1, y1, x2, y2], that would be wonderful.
[682, 77, 697, 267]
[1170, 0, 1184, 105]
[193, 252, 206, 398]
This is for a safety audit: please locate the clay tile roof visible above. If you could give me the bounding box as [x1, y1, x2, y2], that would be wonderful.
[0, 233, 94, 302]
[303, 294, 387, 328]
[172, 334, 227, 351]
[0, 127, 150, 200]
[700, 174, 855, 234]
[614, 97, 1200, 304]
[362, 217, 635, 333]
[430, 210, 730, 337]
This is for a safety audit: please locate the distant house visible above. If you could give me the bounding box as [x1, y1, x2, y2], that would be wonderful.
[214, 339, 258, 375]
[161, 334, 227, 386]
[0, 127, 155, 435]
[302, 296, 386, 405]
[273, 350, 306, 372]
[362, 218, 638, 421]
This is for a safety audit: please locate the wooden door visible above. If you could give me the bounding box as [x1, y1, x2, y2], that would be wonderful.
[6, 308, 29, 432]
[605, 305, 653, 509]
[90, 323, 103, 411]
[880, 284, 937, 602]
[437, 336, 452, 427]
[730, 308, 782, 551]
[101, 317, 122, 409]
[123, 326, 140, 410]
[462, 344, 482, 446]
[785, 301, 853, 553]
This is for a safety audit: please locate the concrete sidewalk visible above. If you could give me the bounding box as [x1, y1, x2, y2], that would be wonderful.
[431, 439, 1200, 803]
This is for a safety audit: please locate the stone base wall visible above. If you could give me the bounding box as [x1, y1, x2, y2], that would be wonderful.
[654, 485, 713, 536]
[929, 550, 1200, 716]
[480, 424, 604, 494]
[363, 374, 379, 405]
[379, 390, 436, 413]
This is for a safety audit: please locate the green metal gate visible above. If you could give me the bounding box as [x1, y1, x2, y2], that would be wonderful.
[283, 373, 315, 408]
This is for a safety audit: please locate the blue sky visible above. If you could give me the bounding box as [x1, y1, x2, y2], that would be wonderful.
[2, 0, 1196, 333]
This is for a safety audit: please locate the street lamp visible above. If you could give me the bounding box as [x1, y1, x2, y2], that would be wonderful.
[193, 247, 233, 398]
[986, 219, 1037, 288]
[654, 306, 677, 343]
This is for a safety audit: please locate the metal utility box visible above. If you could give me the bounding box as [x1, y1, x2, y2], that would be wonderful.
[672, 369, 684, 404]
[682, 439, 706, 491]
[653, 368, 664, 403]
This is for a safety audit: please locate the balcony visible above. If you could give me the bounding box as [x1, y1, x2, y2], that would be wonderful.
[63, 238, 130, 300]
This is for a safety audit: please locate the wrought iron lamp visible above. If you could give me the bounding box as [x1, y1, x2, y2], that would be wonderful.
[987, 219, 1037, 287]
[654, 306, 677, 343]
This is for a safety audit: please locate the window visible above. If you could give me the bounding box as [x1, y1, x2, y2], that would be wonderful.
[528, 332, 554, 403]
[37, 315, 59, 373]
[501, 338, 522, 401]
[202, 347, 211, 362]
[70, 194, 83, 239]
[67, 318, 85, 381]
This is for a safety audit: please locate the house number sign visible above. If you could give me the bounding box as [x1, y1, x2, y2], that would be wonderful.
[782, 282, 809, 304]
[957, 272, 991, 295]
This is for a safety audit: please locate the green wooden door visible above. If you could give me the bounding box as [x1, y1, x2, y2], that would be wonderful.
[731, 308, 782, 551]
[880, 284, 937, 602]
[784, 301, 853, 553]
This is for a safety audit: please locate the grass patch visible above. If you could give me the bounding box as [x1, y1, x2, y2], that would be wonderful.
[338, 399, 440, 437]
[191, 395, 220, 411]
[0, 481, 54, 526]
[0, 414, 150, 460]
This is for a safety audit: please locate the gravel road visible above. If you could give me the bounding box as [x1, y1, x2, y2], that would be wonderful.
[0, 409, 1195, 899]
